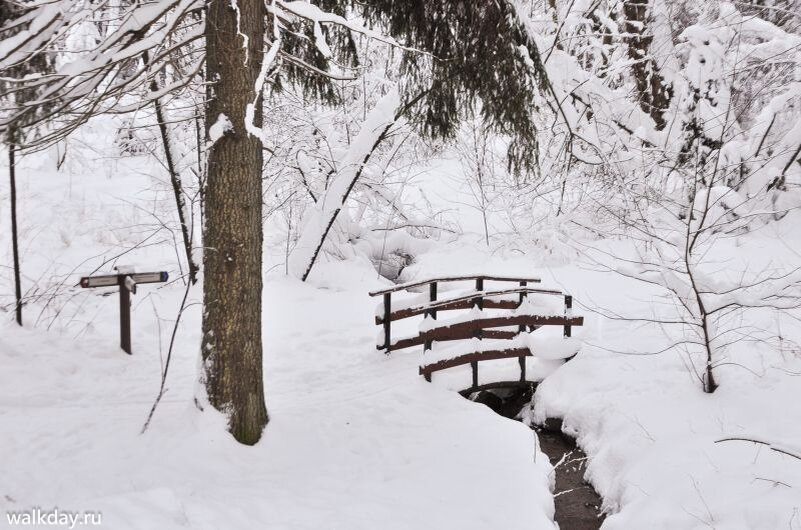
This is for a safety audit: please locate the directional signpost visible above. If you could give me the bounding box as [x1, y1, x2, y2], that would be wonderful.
[79, 268, 169, 354]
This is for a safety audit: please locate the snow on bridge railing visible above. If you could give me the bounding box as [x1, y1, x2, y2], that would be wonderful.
[367, 274, 542, 297]
[374, 285, 567, 330]
[369, 274, 582, 394]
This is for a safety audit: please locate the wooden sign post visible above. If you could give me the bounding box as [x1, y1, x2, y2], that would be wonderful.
[79, 268, 169, 354]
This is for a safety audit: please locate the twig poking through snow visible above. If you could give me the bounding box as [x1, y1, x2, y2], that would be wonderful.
[715, 437, 801, 462]
[141, 275, 194, 434]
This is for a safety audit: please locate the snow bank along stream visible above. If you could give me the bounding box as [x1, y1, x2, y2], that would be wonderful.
[469, 384, 606, 530]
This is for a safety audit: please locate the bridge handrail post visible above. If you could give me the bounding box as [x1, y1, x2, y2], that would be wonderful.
[423, 282, 438, 381]
[473, 278, 484, 340]
[473, 278, 484, 310]
[424, 281, 438, 353]
[518, 280, 527, 334]
[518, 280, 528, 381]
[383, 292, 392, 353]
[564, 295, 573, 338]
[471, 360, 478, 388]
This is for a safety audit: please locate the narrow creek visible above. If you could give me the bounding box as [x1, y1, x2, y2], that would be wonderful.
[469, 386, 606, 530]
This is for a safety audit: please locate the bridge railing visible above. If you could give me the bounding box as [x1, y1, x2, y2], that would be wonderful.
[369, 274, 582, 392]
[417, 295, 579, 385]
[369, 275, 544, 353]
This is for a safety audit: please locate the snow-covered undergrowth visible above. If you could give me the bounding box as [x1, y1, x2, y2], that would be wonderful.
[530, 230, 801, 529]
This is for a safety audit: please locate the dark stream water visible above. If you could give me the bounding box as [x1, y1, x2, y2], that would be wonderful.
[470, 387, 606, 530]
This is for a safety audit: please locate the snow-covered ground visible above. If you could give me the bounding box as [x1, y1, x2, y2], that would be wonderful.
[532, 236, 801, 530]
[2, 143, 801, 530]
[409, 235, 801, 530]
[0, 151, 556, 529]
[0, 269, 556, 530]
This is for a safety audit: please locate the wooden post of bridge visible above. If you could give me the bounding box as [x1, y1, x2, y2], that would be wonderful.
[472, 278, 484, 386]
[424, 282, 438, 351]
[383, 293, 391, 354]
[423, 282, 438, 382]
[473, 278, 484, 312]
[519, 280, 527, 381]
[564, 295, 573, 338]
[80, 268, 169, 354]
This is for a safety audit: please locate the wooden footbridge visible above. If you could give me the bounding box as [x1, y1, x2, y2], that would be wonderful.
[369, 275, 584, 394]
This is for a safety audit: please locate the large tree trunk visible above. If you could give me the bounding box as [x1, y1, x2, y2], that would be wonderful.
[201, 0, 268, 445]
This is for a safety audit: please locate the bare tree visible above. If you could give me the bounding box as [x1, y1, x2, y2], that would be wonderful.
[145, 50, 200, 285]
[8, 132, 21, 325]
[0, 1, 58, 326]
[584, 135, 801, 393]
[455, 112, 505, 247]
